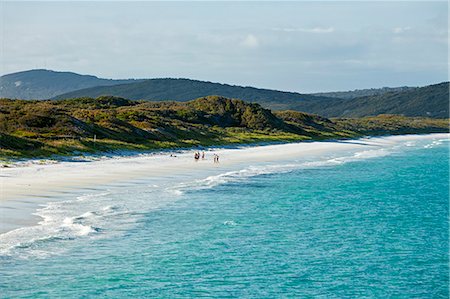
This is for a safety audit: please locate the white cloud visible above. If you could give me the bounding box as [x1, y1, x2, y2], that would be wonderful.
[1, 1, 446, 91]
[240, 34, 259, 48]
[273, 27, 335, 33]
[393, 26, 412, 34]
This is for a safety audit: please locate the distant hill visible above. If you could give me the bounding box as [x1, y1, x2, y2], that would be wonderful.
[293, 82, 449, 118]
[0, 69, 142, 99]
[312, 86, 416, 99]
[55, 79, 449, 118]
[52, 78, 338, 110]
[2, 70, 448, 119]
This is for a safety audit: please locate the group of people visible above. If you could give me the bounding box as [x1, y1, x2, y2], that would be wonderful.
[194, 151, 205, 161]
[193, 151, 219, 163]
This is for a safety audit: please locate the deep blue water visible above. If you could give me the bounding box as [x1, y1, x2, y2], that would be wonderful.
[0, 136, 448, 298]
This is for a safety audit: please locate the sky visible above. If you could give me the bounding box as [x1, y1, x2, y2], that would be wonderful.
[0, 1, 448, 93]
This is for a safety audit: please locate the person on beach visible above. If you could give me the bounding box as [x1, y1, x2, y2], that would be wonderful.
[194, 152, 200, 161]
[202, 152, 205, 160]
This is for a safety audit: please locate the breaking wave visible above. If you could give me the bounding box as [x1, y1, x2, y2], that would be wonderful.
[1, 135, 446, 259]
[167, 147, 392, 195]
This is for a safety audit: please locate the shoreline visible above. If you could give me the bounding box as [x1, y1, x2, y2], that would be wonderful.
[0, 133, 448, 234]
[2, 130, 448, 167]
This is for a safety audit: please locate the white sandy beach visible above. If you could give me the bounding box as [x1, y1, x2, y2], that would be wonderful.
[0, 133, 448, 234]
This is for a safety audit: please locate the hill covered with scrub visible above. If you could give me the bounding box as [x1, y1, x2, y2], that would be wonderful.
[0, 96, 448, 158]
[294, 82, 449, 118]
[2, 70, 448, 119]
[54, 79, 449, 119]
[0, 69, 142, 100]
[312, 86, 416, 100]
[53, 78, 338, 111]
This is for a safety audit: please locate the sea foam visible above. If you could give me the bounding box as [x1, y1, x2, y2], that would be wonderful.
[168, 147, 394, 196]
[1, 135, 446, 259]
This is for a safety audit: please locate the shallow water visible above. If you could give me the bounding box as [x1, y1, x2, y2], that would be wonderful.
[0, 136, 448, 298]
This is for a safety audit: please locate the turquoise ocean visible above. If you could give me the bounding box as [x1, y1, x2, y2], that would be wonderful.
[0, 135, 448, 298]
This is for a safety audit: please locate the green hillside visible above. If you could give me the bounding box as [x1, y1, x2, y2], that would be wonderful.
[3, 70, 447, 119]
[0, 69, 142, 100]
[312, 86, 415, 99]
[294, 82, 449, 118]
[0, 96, 447, 159]
[54, 78, 449, 119]
[52, 78, 337, 110]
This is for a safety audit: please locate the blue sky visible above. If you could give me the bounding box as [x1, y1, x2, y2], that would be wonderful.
[1, 1, 448, 92]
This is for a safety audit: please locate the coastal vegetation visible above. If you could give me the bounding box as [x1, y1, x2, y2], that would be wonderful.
[0, 96, 448, 159]
[2, 70, 448, 119]
[296, 82, 449, 118]
[52, 78, 450, 118]
[312, 86, 416, 100]
[0, 69, 142, 100]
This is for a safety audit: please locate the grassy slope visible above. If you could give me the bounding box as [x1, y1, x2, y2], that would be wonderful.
[0, 96, 448, 159]
[0, 69, 142, 100]
[53, 79, 449, 119]
[312, 86, 415, 100]
[292, 82, 449, 118]
[52, 78, 338, 110]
